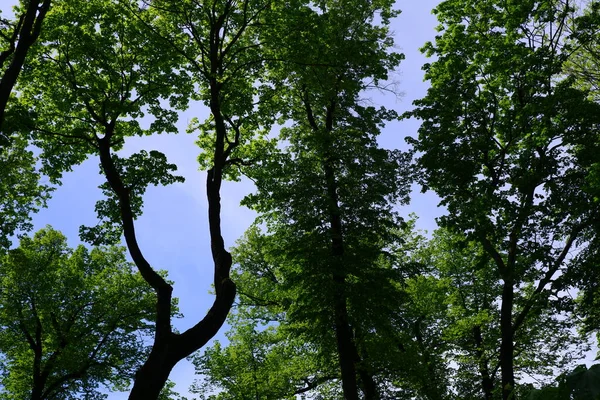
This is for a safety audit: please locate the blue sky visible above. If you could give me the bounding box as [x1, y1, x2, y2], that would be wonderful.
[0, 0, 444, 397]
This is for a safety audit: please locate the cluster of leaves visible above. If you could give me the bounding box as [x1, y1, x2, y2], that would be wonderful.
[0, 135, 51, 250]
[0, 227, 161, 400]
[527, 364, 600, 400]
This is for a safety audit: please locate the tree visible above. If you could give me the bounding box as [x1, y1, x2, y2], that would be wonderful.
[563, 4, 600, 343]
[0, 226, 159, 400]
[413, 229, 586, 400]
[19, 0, 274, 397]
[526, 364, 600, 400]
[197, 222, 461, 400]
[223, 1, 412, 398]
[407, 0, 600, 398]
[417, 229, 501, 400]
[16, 0, 191, 398]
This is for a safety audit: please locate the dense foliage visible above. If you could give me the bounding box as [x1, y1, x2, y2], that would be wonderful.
[0, 227, 159, 400]
[0, 0, 598, 399]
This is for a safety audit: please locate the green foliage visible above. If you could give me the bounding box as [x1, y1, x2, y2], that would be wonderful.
[410, 0, 600, 238]
[407, 0, 600, 396]
[1, 1, 598, 399]
[158, 381, 185, 400]
[0, 133, 52, 250]
[411, 228, 589, 399]
[565, 1, 600, 103]
[0, 227, 161, 399]
[14, 0, 192, 247]
[151, 0, 275, 178]
[191, 318, 331, 400]
[17, 0, 192, 183]
[192, 1, 416, 397]
[527, 364, 600, 400]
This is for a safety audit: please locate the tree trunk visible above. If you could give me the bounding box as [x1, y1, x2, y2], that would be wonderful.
[357, 354, 379, 400]
[128, 346, 176, 400]
[500, 278, 515, 400]
[414, 318, 444, 400]
[31, 369, 44, 400]
[324, 132, 360, 400]
[326, 162, 360, 400]
[126, 168, 236, 400]
[0, 0, 50, 133]
[473, 325, 494, 400]
[98, 127, 235, 400]
[332, 291, 360, 400]
[302, 90, 362, 400]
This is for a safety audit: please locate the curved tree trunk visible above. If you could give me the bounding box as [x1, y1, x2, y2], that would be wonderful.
[95, 117, 236, 400]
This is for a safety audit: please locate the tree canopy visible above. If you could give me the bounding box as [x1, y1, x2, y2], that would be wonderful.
[0, 227, 160, 400]
[0, 0, 599, 399]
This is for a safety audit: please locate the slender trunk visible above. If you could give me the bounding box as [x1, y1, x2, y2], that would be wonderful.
[332, 288, 360, 400]
[30, 304, 45, 400]
[356, 345, 379, 400]
[324, 141, 360, 400]
[302, 90, 361, 399]
[300, 92, 360, 398]
[473, 325, 494, 400]
[31, 359, 45, 400]
[358, 369, 379, 400]
[0, 0, 50, 132]
[31, 384, 43, 400]
[479, 234, 519, 400]
[328, 202, 360, 399]
[97, 120, 235, 400]
[500, 278, 515, 400]
[126, 167, 236, 400]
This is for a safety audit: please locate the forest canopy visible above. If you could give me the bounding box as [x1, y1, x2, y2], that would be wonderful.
[0, 0, 599, 399]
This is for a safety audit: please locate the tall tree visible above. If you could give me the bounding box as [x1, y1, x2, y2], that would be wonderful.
[414, 229, 585, 399]
[16, 0, 191, 398]
[122, 0, 275, 397]
[0, 227, 159, 400]
[224, 2, 411, 397]
[407, 0, 600, 398]
[19, 0, 273, 397]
